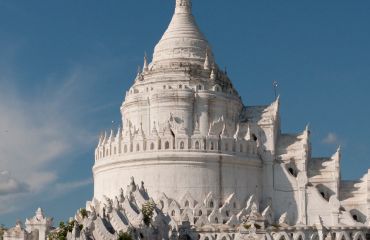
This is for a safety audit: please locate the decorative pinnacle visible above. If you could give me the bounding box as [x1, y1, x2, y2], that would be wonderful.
[143, 53, 148, 72]
[204, 51, 210, 70]
[175, 0, 192, 13]
[210, 68, 216, 80]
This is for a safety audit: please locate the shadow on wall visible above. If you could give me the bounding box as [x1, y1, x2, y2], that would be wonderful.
[272, 162, 299, 224]
[256, 126, 299, 224]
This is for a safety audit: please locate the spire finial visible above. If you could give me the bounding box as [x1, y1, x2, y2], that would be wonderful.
[175, 0, 192, 13]
[143, 52, 148, 72]
[204, 50, 211, 70]
[210, 68, 216, 80]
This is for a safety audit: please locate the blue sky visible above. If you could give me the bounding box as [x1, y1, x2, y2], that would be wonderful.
[0, 0, 369, 226]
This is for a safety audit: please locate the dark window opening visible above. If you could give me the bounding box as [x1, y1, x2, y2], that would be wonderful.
[320, 192, 325, 199]
[252, 134, 258, 141]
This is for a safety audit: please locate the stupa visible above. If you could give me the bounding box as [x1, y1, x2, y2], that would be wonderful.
[93, 0, 370, 231]
[5, 0, 370, 239]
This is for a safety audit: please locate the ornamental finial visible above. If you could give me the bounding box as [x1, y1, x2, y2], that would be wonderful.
[143, 52, 148, 72]
[175, 0, 192, 13]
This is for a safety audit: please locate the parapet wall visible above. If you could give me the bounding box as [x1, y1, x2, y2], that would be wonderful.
[95, 133, 258, 162]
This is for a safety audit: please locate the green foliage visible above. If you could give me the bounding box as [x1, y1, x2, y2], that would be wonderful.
[79, 208, 88, 219]
[48, 220, 82, 240]
[0, 225, 6, 240]
[141, 200, 155, 226]
[244, 224, 251, 229]
[117, 231, 133, 240]
[243, 223, 261, 230]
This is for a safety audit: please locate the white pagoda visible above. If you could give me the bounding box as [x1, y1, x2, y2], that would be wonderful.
[94, 0, 370, 230]
[5, 0, 370, 239]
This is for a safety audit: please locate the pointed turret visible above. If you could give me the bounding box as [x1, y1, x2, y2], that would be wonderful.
[36, 207, 45, 219]
[332, 146, 341, 181]
[233, 123, 241, 140]
[143, 53, 149, 72]
[115, 127, 122, 141]
[301, 124, 310, 141]
[102, 131, 108, 144]
[220, 123, 229, 138]
[204, 50, 211, 70]
[270, 95, 280, 118]
[299, 124, 311, 171]
[210, 68, 216, 80]
[151, 121, 159, 136]
[332, 146, 341, 163]
[138, 122, 145, 138]
[260, 96, 280, 124]
[245, 124, 252, 141]
[133, 123, 146, 142]
[98, 133, 104, 147]
[108, 129, 114, 143]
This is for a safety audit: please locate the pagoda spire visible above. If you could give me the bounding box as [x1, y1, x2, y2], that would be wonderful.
[152, 0, 211, 69]
[204, 50, 211, 70]
[143, 53, 148, 72]
[210, 68, 216, 80]
[175, 0, 192, 13]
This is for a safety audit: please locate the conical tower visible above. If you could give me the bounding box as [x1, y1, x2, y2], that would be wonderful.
[95, 0, 255, 207]
[152, 0, 214, 69]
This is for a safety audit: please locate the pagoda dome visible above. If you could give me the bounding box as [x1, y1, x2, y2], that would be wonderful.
[152, 0, 214, 69]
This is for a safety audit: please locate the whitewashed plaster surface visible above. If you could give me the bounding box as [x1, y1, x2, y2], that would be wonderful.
[93, 0, 370, 229]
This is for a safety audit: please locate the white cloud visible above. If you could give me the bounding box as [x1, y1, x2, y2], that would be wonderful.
[0, 66, 97, 214]
[51, 178, 93, 199]
[0, 195, 25, 214]
[322, 132, 343, 146]
[0, 39, 127, 217]
[0, 171, 29, 196]
[0, 87, 69, 182]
